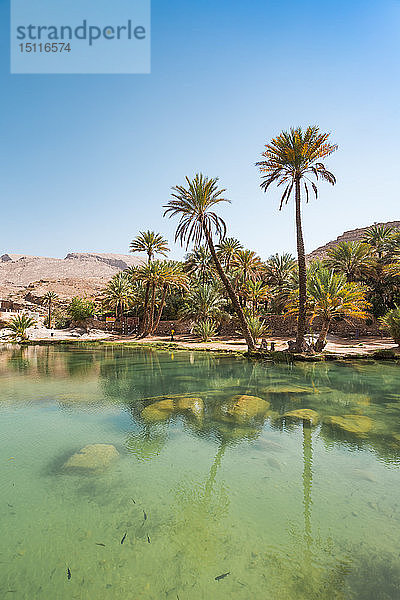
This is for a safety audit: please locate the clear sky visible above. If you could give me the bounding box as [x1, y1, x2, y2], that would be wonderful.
[0, 0, 399, 260]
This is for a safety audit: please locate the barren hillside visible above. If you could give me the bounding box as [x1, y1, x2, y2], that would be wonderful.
[307, 221, 400, 261]
[0, 252, 144, 303]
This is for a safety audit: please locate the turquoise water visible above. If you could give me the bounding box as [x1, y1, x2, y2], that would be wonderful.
[1, 345, 400, 599]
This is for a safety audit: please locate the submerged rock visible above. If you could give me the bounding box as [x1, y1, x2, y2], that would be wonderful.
[141, 398, 175, 422]
[64, 444, 119, 471]
[283, 409, 319, 425]
[262, 384, 314, 395]
[141, 396, 204, 422]
[175, 397, 204, 419]
[325, 414, 373, 435]
[220, 395, 270, 424]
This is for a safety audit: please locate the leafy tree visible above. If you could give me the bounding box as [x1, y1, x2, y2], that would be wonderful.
[164, 173, 255, 350]
[264, 253, 297, 313]
[67, 297, 95, 323]
[243, 280, 269, 316]
[257, 126, 337, 351]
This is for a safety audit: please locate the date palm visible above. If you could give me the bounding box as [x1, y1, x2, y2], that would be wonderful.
[184, 245, 214, 283]
[231, 249, 263, 283]
[8, 313, 36, 341]
[151, 261, 189, 334]
[164, 173, 255, 350]
[324, 241, 372, 282]
[257, 126, 337, 351]
[243, 280, 269, 316]
[180, 283, 227, 323]
[216, 237, 243, 271]
[43, 291, 58, 329]
[103, 272, 135, 320]
[130, 231, 169, 333]
[362, 224, 396, 262]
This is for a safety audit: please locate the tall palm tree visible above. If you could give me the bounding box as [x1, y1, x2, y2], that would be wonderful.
[43, 291, 58, 329]
[129, 230, 170, 264]
[130, 231, 170, 333]
[102, 272, 135, 320]
[164, 173, 255, 350]
[151, 261, 189, 333]
[324, 241, 372, 282]
[256, 125, 337, 351]
[216, 237, 243, 270]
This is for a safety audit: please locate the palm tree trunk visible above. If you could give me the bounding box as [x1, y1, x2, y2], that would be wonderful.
[144, 283, 157, 336]
[315, 318, 330, 352]
[139, 282, 150, 335]
[204, 228, 255, 351]
[152, 285, 168, 334]
[48, 301, 51, 329]
[295, 176, 308, 352]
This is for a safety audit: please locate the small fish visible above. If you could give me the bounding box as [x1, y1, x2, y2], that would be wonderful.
[96, 543, 106, 547]
[121, 532, 127, 545]
[67, 567, 71, 580]
[215, 572, 230, 581]
[131, 498, 136, 504]
[147, 535, 151, 544]
[7, 503, 13, 508]
[143, 510, 147, 520]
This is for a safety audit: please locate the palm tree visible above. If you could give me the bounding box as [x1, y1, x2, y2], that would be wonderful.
[216, 237, 243, 270]
[324, 241, 372, 282]
[43, 291, 58, 329]
[362, 224, 396, 261]
[264, 253, 297, 313]
[130, 231, 170, 333]
[184, 246, 214, 283]
[243, 280, 269, 316]
[129, 230, 170, 264]
[287, 267, 370, 351]
[231, 249, 263, 283]
[164, 173, 255, 350]
[151, 261, 189, 334]
[256, 126, 337, 351]
[8, 313, 36, 341]
[180, 283, 227, 323]
[102, 272, 135, 320]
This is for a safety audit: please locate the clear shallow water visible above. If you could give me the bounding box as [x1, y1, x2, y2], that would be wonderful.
[1, 345, 400, 599]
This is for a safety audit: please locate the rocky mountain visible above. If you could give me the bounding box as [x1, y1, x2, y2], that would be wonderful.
[0, 252, 144, 304]
[307, 221, 400, 262]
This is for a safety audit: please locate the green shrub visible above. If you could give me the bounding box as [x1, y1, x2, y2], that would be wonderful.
[67, 297, 95, 322]
[380, 307, 400, 345]
[193, 319, 217, 342]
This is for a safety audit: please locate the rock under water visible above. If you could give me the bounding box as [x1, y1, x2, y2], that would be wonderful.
[63, 444, 119, 471]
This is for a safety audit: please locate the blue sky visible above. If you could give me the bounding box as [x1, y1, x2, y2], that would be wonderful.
[0, 0, 399, 260]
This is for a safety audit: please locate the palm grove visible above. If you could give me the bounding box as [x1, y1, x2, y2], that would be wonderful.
[38, 126, 400, 351]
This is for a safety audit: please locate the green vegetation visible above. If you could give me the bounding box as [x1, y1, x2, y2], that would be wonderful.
[8, 313, 36, 341]
[39, 126, 400, 353]
[43, 291, 58, 329]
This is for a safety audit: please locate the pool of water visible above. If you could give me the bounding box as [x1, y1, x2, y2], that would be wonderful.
[1, 344, 400, 599]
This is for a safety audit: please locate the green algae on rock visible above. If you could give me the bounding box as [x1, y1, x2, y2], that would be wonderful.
[325, 414, 373, 435]
[63, 444, 119, 471]
[141, 396, 204, 423]
[220, 394, 270, 424]
[283, 408, 319, 425]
